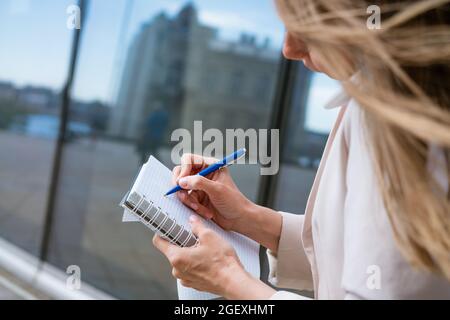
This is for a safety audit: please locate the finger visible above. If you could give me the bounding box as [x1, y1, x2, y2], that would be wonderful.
[194, 204, 215, 220]
[189, 214, 210, 238]
[183, 194, 215, 220]
[183, 189, 208, 204]
[178, 175, 223, 198]
[186, 190, 201, 203]
[177, 191, 214, 219]
[182, 190, 204, 206]
[152, 234, 176, 256]
[195, 190, 208, 203]
[177, 190, 191, 206]
[181, 191, 199, 211]
[171, 166, 181, 185]
[172, 267, 185, 280]
[178, 191, 199, 209]
[179, 154, 203, 179]
[179, 154, 218, 179]
[179, 279, 193, 288]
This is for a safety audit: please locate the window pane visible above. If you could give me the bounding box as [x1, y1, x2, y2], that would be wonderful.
[46, 0, 284, 298]
[0, 0, 72, 255]
[273, 66, 342, 214]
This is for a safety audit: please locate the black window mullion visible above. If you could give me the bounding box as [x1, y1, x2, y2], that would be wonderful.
[257, 57, 297, 208]
[39, 0, 88, 262]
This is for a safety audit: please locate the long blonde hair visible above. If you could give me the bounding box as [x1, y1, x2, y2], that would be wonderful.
[276, 0, 450, 279]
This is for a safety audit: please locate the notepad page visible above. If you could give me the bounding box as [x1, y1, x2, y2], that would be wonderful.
[122, 156, 260, 300]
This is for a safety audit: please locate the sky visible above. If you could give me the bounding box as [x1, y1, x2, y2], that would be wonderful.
[0, 0, 74, 91]
[305, 74, 341, 133]
[0, 0, 339, 133]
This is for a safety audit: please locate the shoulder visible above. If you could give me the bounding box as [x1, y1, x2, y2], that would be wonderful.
[340, 99, 366, 147]
[340, 100, 450, 299]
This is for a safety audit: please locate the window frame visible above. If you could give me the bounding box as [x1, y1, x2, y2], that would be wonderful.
[38, 0, 315, 293]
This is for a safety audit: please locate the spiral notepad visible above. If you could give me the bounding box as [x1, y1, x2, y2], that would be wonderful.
[121, 191, 198, 247]
[120, 156, 260, 300]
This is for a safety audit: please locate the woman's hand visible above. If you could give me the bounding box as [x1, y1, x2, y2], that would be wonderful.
[172, 153, 283, 253]
[152, 215, 276, 299]
[172, 153, 254, 232]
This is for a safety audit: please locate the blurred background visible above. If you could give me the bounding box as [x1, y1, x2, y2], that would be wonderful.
[0, 0, 341, 299]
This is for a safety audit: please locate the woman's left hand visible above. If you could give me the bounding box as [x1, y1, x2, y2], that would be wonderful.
[152, 214, 245, 296]
[153, 215, 274, 299]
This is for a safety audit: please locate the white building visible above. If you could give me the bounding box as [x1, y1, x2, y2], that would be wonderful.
[109, 4, 279, 141]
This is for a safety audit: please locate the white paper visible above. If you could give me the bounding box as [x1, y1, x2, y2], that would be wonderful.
[122, 156, 260, 300]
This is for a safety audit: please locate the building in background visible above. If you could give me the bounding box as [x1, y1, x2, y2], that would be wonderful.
[0, 80, 109, 138]
[181, 32, 279, 132]
[0, 82, 17, 100]
[0, 0, 342, 300]
[109, 4, 279, 141]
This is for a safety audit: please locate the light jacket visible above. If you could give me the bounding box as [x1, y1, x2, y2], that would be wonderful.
[268, 98, 450, 299]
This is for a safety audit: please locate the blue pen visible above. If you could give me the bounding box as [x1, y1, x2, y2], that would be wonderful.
[164, 148, 247, 197]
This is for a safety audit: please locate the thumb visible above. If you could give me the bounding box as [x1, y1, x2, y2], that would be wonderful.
[178, 175, 222, 197]
[189, 214, 207, 237]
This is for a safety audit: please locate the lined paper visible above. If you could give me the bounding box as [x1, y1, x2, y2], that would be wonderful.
[122, 156, 260, 300]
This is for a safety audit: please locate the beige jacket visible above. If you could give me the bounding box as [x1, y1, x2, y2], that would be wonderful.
[268, 99, 450, 299]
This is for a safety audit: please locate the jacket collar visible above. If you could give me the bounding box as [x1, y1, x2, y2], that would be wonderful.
[324, 90, 351, 109]
[323, 72, 359, 109]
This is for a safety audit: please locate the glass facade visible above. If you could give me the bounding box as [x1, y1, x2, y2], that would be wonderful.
[0, 0, 73, 255]
[0, 0, 341, 299]
[274, 68, 341, 213]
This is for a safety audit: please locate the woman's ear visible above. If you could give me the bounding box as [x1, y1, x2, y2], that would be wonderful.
[283, 32, 309, 60]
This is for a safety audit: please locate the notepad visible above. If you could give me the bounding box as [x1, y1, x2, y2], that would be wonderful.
[120, 156, 260, 300]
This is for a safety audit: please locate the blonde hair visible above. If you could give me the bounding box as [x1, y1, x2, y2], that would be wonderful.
[276, 0, 450, 279]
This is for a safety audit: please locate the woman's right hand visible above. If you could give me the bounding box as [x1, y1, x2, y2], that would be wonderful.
[172, 153, 254, 232]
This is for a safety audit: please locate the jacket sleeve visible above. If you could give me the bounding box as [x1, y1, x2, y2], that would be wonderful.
[269, 290, 312, 300]
[266, 211, 314, 291]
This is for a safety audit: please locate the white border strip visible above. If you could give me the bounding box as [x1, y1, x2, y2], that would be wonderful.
[0, 237, 115, 300]
[0, 273, 37, 300]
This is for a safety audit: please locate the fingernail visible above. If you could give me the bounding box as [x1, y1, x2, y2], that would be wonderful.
[179, 177, 188, 188]
[190, 202, 198, 210]
[189, 215, 199, 223]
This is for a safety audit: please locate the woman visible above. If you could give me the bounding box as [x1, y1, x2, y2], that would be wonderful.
[153, 0, 450, 299]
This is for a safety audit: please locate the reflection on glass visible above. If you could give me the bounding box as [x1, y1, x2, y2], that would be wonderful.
[45, 1, 283, 299]
[0, 0, 72, 255]
[274, 70, 341, 214]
